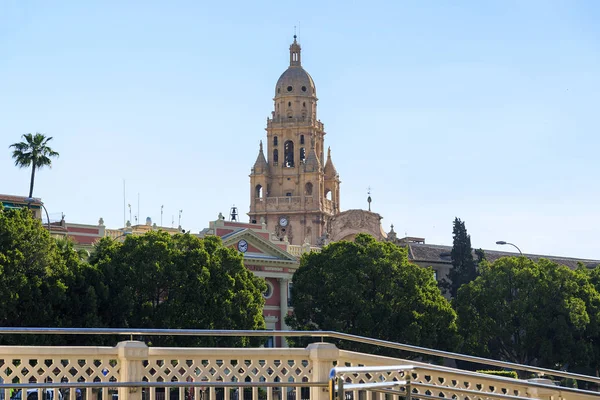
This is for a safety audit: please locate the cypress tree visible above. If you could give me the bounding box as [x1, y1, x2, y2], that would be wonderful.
[444, 218, 480, 298]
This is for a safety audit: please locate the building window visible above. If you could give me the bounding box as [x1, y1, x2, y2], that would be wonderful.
[288, 282, 293, 307]
[300, 135, 304, 145]
[432, 270, 438, 281]
[273, 136, 278, 146]
[300, 147, 305, 163]
[287, 86, 293, 92]
[301, 86, 307, 92]
[284, 140, 294, 167]
[264, 281, 274, 299]
[273, 149, 278, 165]
[288, 101, 291, 107]
[305, 182, 313, 195]
[255, 185, 263, 199]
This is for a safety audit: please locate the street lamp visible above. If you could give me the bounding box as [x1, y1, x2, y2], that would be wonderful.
[114, 231, 132, 241]
[26, 197, 50, 233]
[496, 240, 523, 256]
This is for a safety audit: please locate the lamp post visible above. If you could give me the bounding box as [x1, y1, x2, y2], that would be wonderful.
[496, 240, 523, 256]
[26, 197, 50, 233]
[115, 231, 132, 241]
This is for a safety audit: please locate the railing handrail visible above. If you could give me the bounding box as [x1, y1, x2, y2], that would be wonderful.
[329, 364, 600, 398]
[0, 327, 598, 386]
[0, 382, 327, 389]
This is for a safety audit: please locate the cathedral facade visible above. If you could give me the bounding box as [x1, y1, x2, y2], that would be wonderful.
[249, 36, 341, 246]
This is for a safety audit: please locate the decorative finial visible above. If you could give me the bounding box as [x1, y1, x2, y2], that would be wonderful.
[294, 25, 297, 41]
[259, 140, 263, 152]
[367, 186, 372, 212]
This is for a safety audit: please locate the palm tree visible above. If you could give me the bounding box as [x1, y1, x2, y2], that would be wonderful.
[10, 133, 59, 198]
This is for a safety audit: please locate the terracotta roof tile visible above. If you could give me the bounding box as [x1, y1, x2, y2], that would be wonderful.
[408, 243, 600, 270]
[0, 194, 42, 205]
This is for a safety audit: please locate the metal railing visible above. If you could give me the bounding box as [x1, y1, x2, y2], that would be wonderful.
[329, 365, 600, 400]
[0, 381, 325, 400]
[0, 328, 599, 388]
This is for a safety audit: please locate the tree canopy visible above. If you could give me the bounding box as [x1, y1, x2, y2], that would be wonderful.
[454, 256, 600, 370]
[10, 133, 59, 198]
[0, 206, 266, 346]
[88, 231, 267, 346]
[286, 234, 458, 354]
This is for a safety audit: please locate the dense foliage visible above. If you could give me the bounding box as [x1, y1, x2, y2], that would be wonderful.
[0, 206, 266, 346]
[455, 257, 600, 370]
[89, 231, 266, 346]
[286, 234, 458, 354]
[443, 217, 481, 298]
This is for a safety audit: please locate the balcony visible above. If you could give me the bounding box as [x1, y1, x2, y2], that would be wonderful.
[254, 197, 302, 212]
[287, 245, 321, 258]
[0, 328, 596, 400]
[267, 118, 324, 132]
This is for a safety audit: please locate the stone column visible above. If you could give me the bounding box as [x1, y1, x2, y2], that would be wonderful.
[308, 343, 339, 400]
[526, 378, 560, 400]
[117, 341, 149, 400]
[279, 278, 289, 347]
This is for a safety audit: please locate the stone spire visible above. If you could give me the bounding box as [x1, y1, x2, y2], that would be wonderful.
[304, 135, 321, 172]
[289, 35, 301, 67]
[324, 146, 338, 178]
[252, 141, 268, 174]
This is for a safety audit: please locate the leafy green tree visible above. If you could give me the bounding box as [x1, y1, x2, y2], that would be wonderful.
[286, 234, 458, 354]
[454, 257, 600, 370]
[89, 232, 267, 346]
[0, 206, 74, 344]
[443, 218, 480, 298]
[10, 132, 59, 198]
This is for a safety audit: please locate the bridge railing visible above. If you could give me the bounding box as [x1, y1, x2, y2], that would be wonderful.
[0, 329, 598, 400]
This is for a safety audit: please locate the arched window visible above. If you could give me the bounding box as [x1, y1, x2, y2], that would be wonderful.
[255, 185, 263, 199]
[288, 101, 291, 107]
[300, 135, 304, 145]
[300, 147, 306, 163]
[325, 189, 332, 201]
[305, 182, 313, 196]
[273, 136, 278, 146]
[273, 149, 278, 165]
[284, 141, 294, 167]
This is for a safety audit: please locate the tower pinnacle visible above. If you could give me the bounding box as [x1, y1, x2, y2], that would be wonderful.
[289, 36, 301, 67]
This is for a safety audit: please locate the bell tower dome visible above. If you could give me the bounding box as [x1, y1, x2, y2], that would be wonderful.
[248, 37, 340, 246]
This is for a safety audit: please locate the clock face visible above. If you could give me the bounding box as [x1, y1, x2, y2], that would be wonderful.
[237, 239, 248, 253]
[279, 217, 288, 227]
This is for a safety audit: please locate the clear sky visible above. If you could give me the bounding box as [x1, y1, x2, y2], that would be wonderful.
[1, 0, 600, 259]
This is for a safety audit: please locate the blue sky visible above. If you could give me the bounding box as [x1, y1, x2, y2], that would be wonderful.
[1, 1, 600, 258]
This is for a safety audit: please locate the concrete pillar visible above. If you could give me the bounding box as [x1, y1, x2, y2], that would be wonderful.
[117, 341, 149, 400]
[526, 378, 560, 400]
[279, 278, 289, 347]
[308, 343, 339, 400]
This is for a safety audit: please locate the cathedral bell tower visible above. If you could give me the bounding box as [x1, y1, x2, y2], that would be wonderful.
[249, 36, 341, 246]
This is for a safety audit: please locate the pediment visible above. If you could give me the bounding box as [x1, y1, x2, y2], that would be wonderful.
[221, 229, 297, 263]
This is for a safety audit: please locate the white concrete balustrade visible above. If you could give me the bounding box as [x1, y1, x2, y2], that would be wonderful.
[0, 341, 596, 400]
